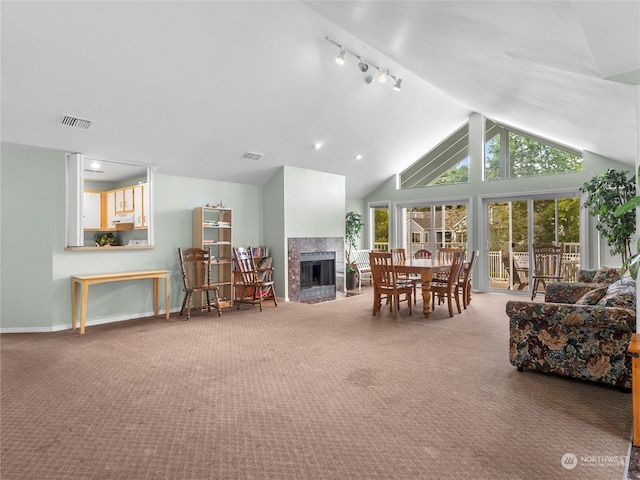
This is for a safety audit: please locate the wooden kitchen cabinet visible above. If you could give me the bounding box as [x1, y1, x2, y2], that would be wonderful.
[134, 184, 149, 229]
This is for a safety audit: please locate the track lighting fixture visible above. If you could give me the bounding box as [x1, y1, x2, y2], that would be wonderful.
[325, 36, 403, 92]
[391, 75, 402, 91]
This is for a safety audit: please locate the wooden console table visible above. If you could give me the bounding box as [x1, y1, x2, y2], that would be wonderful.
[71, 270, 171, 334]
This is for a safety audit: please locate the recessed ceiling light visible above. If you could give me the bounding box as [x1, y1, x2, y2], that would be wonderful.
[313, 142, 323, 150]
[354, 153, 363, 160]
[90, 161, 101, 169]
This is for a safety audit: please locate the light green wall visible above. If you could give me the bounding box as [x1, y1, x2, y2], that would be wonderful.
[1, 152, 348, 331]
[263, 168, 286, 298]
[283, 166, 345, 238]
[1, 150, 263, 332]
[1, 151, 60, 330]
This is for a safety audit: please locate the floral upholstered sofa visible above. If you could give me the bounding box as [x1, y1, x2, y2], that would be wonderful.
[506, 267, 636, 389]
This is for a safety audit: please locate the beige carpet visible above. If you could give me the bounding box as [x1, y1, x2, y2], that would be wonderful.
[1, 288, 632, 479]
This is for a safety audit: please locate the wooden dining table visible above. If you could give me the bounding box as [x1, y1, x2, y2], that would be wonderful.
[394, 258, 465, 318]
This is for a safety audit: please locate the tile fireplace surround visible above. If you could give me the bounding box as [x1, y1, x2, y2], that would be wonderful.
[288, 237, 344, 303]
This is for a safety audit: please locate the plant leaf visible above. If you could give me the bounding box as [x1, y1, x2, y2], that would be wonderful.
[614, 197, 640, 217]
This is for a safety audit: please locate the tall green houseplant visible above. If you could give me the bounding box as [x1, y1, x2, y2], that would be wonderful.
[580, 168, 636, 263]
[614, 165, 640, 279]
[345, 211, 364, 276]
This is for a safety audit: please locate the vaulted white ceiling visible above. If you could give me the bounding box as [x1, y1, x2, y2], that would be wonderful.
[2, 1, 638, 198]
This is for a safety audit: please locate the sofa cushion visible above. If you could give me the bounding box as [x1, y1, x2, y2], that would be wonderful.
[596, 280, 636, 310]
[575, 285, 608, 305]
[592, 267, 620, 284]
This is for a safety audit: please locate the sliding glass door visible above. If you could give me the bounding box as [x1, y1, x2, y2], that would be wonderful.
[485, 195, 580, 293]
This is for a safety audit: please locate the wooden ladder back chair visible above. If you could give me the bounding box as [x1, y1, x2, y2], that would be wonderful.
[531, 243, 564, 300]
[369, 251, 412, 319]
[431, 251, 464, 317]
[352, 249, 373, 291]
[434, 247, 463, 281]
[458, 249, 478, 309]
[437, 247, 463, 263]
[392, 247, 420, 305]
[178, 247, 222, 320]
[232, 247, 277, 311]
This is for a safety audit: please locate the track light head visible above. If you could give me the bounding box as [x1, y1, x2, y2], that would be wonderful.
[393, 78, 402, 91]
[377, 68, 387, 83]
[357, 58, 369, 72]
[336, 49, 346, 65]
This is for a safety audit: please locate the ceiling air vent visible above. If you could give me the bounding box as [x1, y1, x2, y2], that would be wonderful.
[58, 114, 93, 130]
[241, 151, 263, 161]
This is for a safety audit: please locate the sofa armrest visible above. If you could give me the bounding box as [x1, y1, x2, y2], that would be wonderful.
[544, 282, 599, 304]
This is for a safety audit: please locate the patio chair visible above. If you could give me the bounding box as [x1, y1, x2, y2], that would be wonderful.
[352, 249, 373, 291]
[531, 243, 563, 300]
[501, 252, 529, 291]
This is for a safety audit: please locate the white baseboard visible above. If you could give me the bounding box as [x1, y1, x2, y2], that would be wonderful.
[0, 307, 182, 334]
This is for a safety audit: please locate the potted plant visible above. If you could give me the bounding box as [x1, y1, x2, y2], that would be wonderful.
[345, 211, 364, 290]
[614, 165, 640, 279]
[94, 232, 117, 247]
[580, 168, 636, 263]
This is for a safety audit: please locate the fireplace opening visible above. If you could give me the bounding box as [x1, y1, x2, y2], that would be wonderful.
[300, 251, 336, 301]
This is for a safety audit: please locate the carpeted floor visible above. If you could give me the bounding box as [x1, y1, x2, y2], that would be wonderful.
[1, 288, 634, 479]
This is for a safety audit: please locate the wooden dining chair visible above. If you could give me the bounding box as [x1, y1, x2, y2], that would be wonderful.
[434, 247, 463, 281]
[414, 249, 432, 259]
[369, 251, 412, 318]
[458, 249, 478, 309]
[178, 247, 222, 319]
[430, 251, 464, 317]
[392, 247, 420, 304]
[233, 246, 278, 311]
[437, 247, 463, 263]
[531, 243, 563, 300]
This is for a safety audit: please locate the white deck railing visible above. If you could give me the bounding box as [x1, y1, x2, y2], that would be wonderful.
[371, 243, 581, 282]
